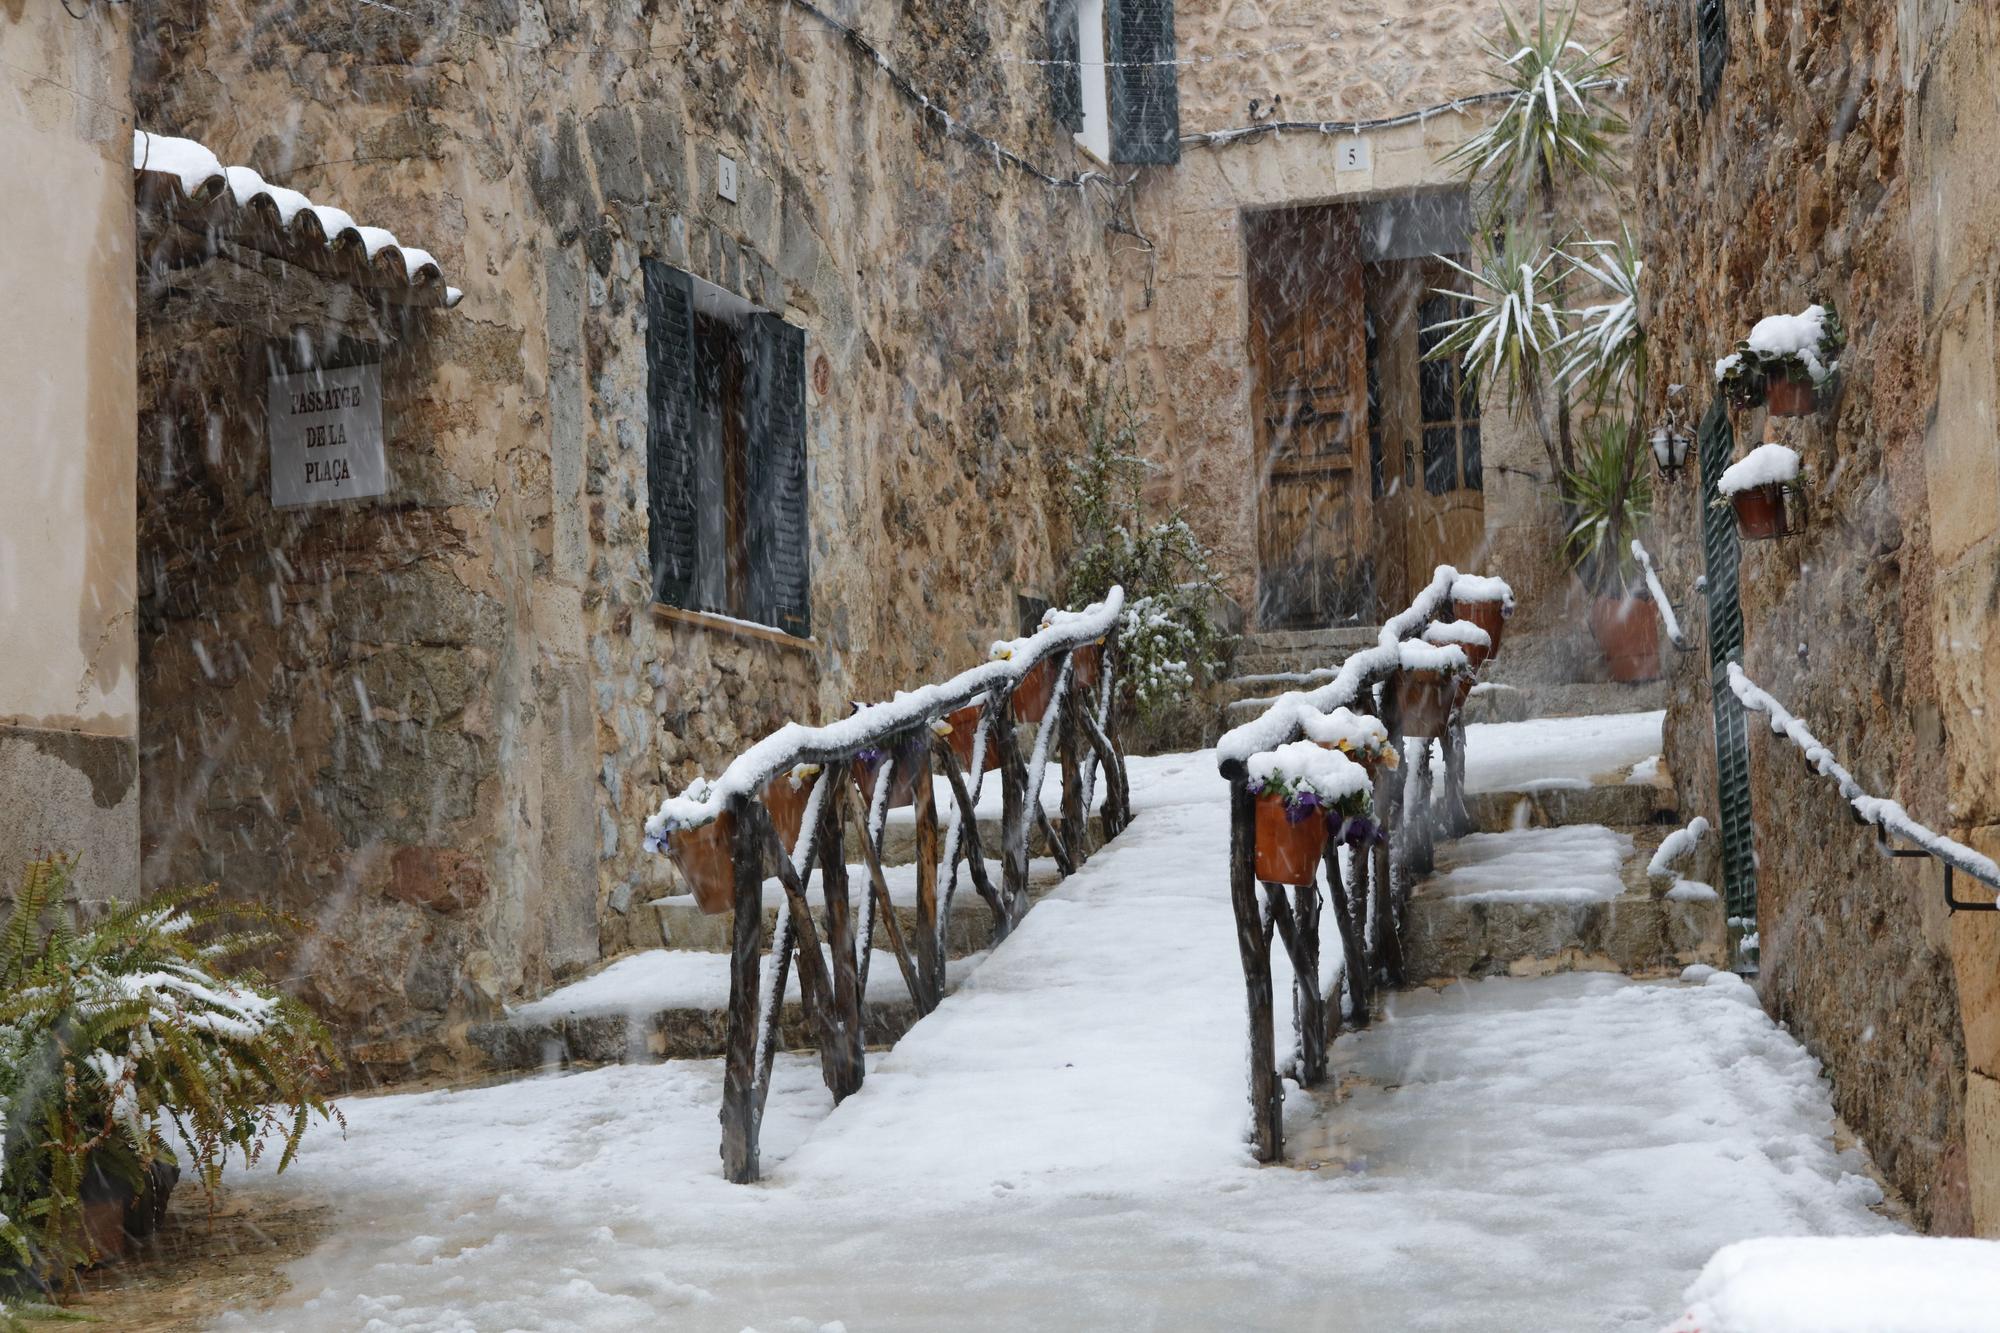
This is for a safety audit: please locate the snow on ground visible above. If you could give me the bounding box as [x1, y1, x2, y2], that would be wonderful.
[1661, 1236, 2000, 1333]
[649, 855, 1064, 912]
[1423, 823, 1634, 904]
[213, 719, 1887, 1331]
[1461, 708, 1664, 793]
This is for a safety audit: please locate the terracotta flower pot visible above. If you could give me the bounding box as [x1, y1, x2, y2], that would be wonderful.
[1731, 484, 1788, 541]
[1765, 373, 1816, 418]
[944, 702, 984, 772]
[763, 775, 811, 854]
[1012, 658, 1058, 723]
[1589, 595, 1663, 684]
[1453, 672, 1476, 712]
[1451, 598, 1506, 660]
[1254, 791, 1330, 887]
[1395, 668, 1454, 739]
[1072, 641, 1103, 693]
[853, 737, 927, 810]
[669, 814, 738, 915]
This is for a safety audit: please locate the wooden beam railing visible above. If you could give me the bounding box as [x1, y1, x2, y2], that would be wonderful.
[1213, 565, 1511, 1163]
[643, 588, 1135, 1183]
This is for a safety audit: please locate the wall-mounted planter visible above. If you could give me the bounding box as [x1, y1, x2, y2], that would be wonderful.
[1714, 303, 1844, 417]
[669, 813, 737, 914]
[1717, 443, 1803, 543]
[1253, 791, 1330, 886]
[1764, 373, 1817, 418]
[1730, 484, 1795, 541]
[1589, 596, 1662, 684]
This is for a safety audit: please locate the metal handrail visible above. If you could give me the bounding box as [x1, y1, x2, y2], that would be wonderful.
[1728, 663, 1999, 912]
[1630, 538, 1694, 652]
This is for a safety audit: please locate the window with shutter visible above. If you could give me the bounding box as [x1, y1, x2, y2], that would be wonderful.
[1106, 0, 1179, 165]
[645, 262, 811, 636]
[643, 260, 700, 608]
[1698, 395, 1758, 932]
[1047, 0, 1084, 132]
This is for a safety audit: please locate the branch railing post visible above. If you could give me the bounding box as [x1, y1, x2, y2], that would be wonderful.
[721, 797, 765, 1184]
[1229, 774, 1282, 1163]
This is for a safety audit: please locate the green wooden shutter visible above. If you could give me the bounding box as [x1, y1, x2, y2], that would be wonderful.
[1107, 0, 1180, 165]
[643, 260, 700, 608]
[1698, 395, 1759, 931]
[1697, 0, 1728, 109]
[746, 314, 811, 638]
[1047, 0, 1084, 132]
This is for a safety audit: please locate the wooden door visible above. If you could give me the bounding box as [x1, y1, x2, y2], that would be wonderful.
[1249, 208, 1371, 629]
[1402, 259, 1486, 590]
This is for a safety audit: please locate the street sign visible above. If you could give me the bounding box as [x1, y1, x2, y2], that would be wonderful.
[267, 363, 387, 507]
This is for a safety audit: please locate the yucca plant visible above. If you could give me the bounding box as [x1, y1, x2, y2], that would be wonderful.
[0, 855, 340, 1302]
[1558, 227, 1647, 420]
[1447, 0, 1627, 229]
[1562, 418, 1653, 596]
[1424, 228, 1567, 474]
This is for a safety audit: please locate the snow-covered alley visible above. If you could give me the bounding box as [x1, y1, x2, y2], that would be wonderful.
[194, 712, 1904, 1332]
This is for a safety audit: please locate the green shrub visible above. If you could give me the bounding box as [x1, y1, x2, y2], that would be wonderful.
[0, 855, 340, 1304]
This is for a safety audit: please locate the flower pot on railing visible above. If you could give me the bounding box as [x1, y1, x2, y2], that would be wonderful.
[1453, 671, 1476, 712]
[1451, 598, 1507, 660]
[763, 771, 813, 854]
[1072, 641, 1103, 693]
[1589, 595, 1662, 684]
[1011, 658, 1058, 724]
[1334, 815, 1386, 849]
[669, 813, 737, 915]
[852, 733, 926, 810]
[1253, 791, 1331, 886]
[1394, 668, 1454, 739]
[944, 701, 984, 772]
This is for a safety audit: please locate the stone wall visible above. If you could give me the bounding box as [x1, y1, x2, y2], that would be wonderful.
[1118, 0, 1622, 640]
[0, 1, 138, 906]
[132, 0, 1120, 1075]
[1631, 0, 1999, 1233]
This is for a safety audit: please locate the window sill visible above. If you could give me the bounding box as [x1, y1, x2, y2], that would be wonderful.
[650, 602, 818, 653]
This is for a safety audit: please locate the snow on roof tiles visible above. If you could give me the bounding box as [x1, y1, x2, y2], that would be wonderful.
[133, 129, 463, 309]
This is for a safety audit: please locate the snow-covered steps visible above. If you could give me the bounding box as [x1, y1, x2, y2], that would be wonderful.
[1227, 623, 1380, 678]
[1460, 676, 1669, 723]
[467, 946, 986, 1072]
[1466, 778, 1676, 832]
[640, 857, 1066, 956]
[1402, 822, 1725, 981]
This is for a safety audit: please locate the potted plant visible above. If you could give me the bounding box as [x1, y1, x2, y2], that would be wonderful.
[763, 766, 817, 854]
[0, 856, 337, 1296]
[1245, 741, 1372, 886]
[1563, 419, 1660, 683]
[852, 731, 927, 810]
[658, 779, 737, 914]
[1301, 706, 1399, 778]
[1423, 618, 1493, 672]
[1394, 641, 1467, 739]
[1715, 442, 1801, 542]
[943, 699, 985, 772]
[1449, 576, 1513, 659]
[1713, 303, 1844, 417]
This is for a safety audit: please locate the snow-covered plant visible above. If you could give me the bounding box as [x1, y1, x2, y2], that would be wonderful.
[1298, 706, 1399, 771]
[1558, 229, 1644, 414]
[1713, 443, 1801, 499]
[1247, 741, 1373, 824]
[1562, 418, 1653, 596]
[1714, 304, 1845, 404]
[1060, 392, 1229, 724]
[1425, 229, 1564, 453]
[0, 855, 338, 1295]
[1444, 1, 1626, 227]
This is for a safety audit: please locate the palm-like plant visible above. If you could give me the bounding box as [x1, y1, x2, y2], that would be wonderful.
[1447, 0, 1627, 227]
[1558, 228, 1645, 414]
[1424, 228, 1567, 475]
[1562, 418, 1653, 596]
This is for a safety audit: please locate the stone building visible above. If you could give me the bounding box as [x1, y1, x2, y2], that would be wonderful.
[0, 1, 138, 904]
[1111, 0, 1622, 649]
[1630, 0, 2000, 1234]
[119, 0, 1123, 1074]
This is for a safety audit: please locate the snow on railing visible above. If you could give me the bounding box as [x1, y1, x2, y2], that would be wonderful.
[1727, 665, 2000, 900]
[645, 587, 1124, 839]
[1630, 539, 1689, 650]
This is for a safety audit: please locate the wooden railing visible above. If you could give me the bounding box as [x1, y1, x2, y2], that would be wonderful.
[643, 589, 1134, 1183]
[1213, 565, 1505, 1163]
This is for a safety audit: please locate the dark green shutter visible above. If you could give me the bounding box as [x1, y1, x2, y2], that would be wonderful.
[1698, 394, 1759, 934]
[643, 260, 700, 608]
[746, 314, 811, 638]
[1107, 0, 1180, 165]
[1047, 0, 1084, 132]
[1696, 0, 1728, 109]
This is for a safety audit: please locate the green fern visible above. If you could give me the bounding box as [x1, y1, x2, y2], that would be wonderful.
[0, 856, 340, 1299]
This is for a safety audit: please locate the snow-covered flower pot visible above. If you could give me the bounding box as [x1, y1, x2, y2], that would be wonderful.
[1588, 595, 1661, 684]
[1003, 654, 1057, 723]
[943, 700, 984, 772]
[1393, 641, 1468, 738]
[1450, 599, 1506, 659]
[852, 732, 927, 810]
[665, 782, 737, 915]
[1246, 741, 1371, 886]
[1299, 706, 1398, 777]
[1714, 303, 1844, 415]
[1424, 618, 1494, 672]
[763, 768, 816, 854]
[1071, 640, 1104, 693]
[1449, 574, 1514, 660]
[1716, 443, 1802, 542]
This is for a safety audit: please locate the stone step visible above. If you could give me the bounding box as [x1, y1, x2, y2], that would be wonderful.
[1400, 822, 1725, 982]
[1214, 670, 1337, 707]
[1235, 624, 1380, 653]
[639, 859, 1066, 956]
[1461, 678, 1667, 724]
[1466, 781, 1677, 832]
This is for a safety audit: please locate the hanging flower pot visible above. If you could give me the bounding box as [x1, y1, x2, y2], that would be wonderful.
[1071, 640, 1104, 693]
[944, 701, 984, 772]
[1011, 657, 1058, 723]
[1764, 372, 1816, 418]
[763, 770, 814, 854]
[669, 813, 738, 915]
[1731, 484, 1790, 541]
[1450, 598, 1507, 660]
[1394, 668, 1454, 739]
[1717, 443, 1802, 543]
[1715, 303, 1844, 415]
[1253, 791, 1331, 886]
[852, 733, 927, 810]
[1588, 595, 1662, 684]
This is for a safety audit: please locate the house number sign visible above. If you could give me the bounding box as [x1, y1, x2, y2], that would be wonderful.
[267, 363, 388, 507]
